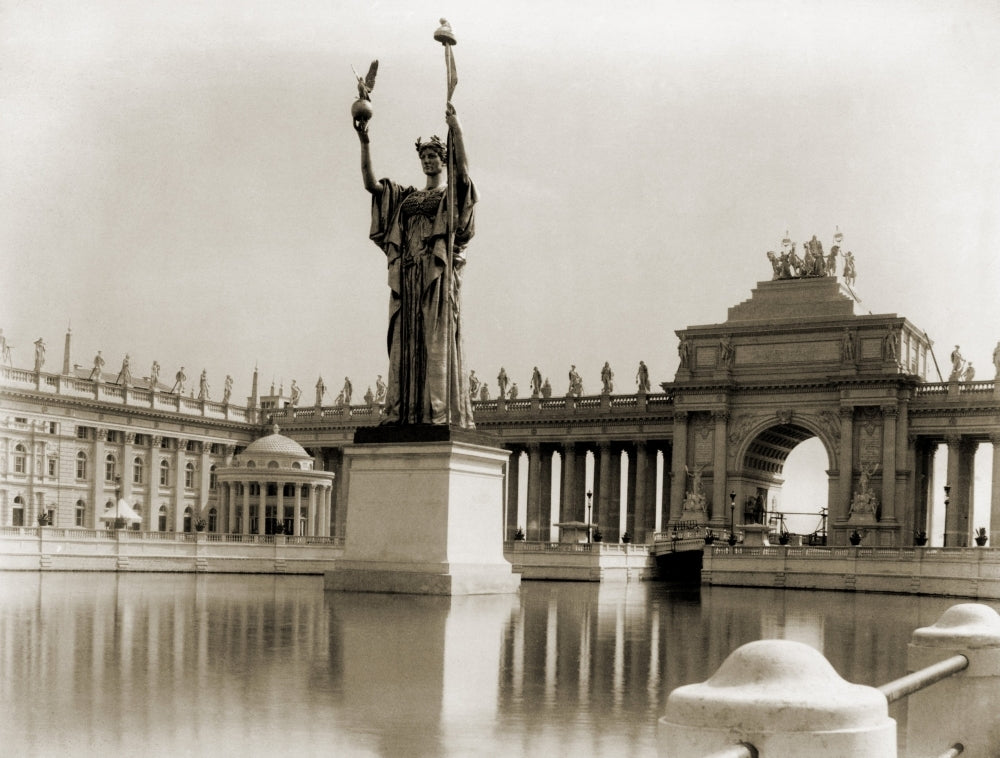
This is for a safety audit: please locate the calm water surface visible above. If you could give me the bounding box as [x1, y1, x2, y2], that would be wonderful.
[1, 573, 992, 757]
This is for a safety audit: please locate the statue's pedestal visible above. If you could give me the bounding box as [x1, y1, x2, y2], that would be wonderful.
[325, 431, 520, 596]
[742, 524, 770, 547]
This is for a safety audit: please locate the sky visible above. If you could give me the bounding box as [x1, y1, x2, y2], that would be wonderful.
[2, 0, 999, 404]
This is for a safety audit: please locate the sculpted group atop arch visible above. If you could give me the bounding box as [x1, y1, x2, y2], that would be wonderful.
[766, 229, 856, 286]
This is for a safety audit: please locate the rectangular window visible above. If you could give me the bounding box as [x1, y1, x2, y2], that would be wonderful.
[14, 455, 26, 475]
[75, 507, 84, 527]
[48, 422, 58, 434]
[76, 426, 89, 439]
[48, 458, 57, 477]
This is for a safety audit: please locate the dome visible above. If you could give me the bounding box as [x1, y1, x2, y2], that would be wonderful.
[241, 426, 310, 461]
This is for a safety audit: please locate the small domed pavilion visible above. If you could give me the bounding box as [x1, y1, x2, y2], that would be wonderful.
[215, 426, 335, 537]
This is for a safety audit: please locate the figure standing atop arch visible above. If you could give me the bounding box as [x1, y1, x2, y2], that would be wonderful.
[150, 360, 160, 388]
[600, 361, 614, 393]
[508, 382, 518, 400]
[842, 251, 857, 288]
[541, 378, 552, 398]
[962, 363, 975, 382]
[636, 360, 650, 393]
[314, 376, 325, 406]
[341, 377, 353, 405]
[568, 365, 583, 397]
[356, 63, 476, 427]
[497, 367, 509, 399]
[375, 375, 386, 404]
[678, 337, 691, 368]
[88, 351, 105, 381]
[223, 375, 233, 404]
[287, 379, 300, 406]
[364, 386, 375, 406]
[994, 341, 1000, 378]
[479, 383, 489, 401]
[530, 366, 542, 397]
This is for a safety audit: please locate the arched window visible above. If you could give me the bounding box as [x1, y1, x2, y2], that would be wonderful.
[13, 444, 26, 475]
[133, 457, 144, 485]
[75, 499, 86, 527]
[158, 504, 167, 532]
[12, 495, 25, 526]
[246, 460, 256, 469]
[76, 451, 87, 480]
[182, 506, 193, 533]
[209, 464, 217, 491]
[104, 453, 116, 483]
[159, 459, 170, 486]
[208, 507, 218, 532]
[185, 462, 195, 489]
[267, 460, 279, 469]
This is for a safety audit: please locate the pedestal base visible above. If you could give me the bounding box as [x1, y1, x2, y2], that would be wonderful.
[325, 438, 520, 596]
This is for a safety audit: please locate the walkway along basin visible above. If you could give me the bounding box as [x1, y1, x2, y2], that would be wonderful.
[703, 544, 1000, 599]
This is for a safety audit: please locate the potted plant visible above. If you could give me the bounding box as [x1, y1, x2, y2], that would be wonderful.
[849, 530, 863, 546]
[592, 528, 603, 543]
[514, 526, 525, 541]
[974, 527, 988, 547]
[727, 531, 737, 546]
[621, 531, 632, 544]
[36, 512, 50, 527]
[703, 530, 715, 545]
[778, 532, 790, 546]
[914, 530, 928, 546]
[194, 517, 207, 532]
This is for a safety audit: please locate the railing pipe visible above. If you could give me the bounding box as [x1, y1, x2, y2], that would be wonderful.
[937, 745, 964, 758]
[703, 744, 757, 758]
[877, 653, 968, 704]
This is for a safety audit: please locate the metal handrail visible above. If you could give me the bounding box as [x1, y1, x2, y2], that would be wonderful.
[877, 653, 968, 704]
[937, 744, 964, 757]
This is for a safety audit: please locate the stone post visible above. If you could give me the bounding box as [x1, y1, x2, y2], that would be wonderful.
[837, 406, 854, 539]
[906, 603, 1000, 756]
[712, 410, 729, 523]
[991, 435, 1000, 546]
[669, 412, 688, 524]
[945, 434, 962, 546]
[659, 639, 896, 756]
[505, 446, 520, 540]
[880, 405, 897, 529]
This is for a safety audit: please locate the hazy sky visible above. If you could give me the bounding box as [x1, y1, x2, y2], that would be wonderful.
[3, 0, 999, 402]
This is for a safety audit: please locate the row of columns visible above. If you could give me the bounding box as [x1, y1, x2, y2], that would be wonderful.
[216, 480, 334, 537]
[502, 441, 670, 543]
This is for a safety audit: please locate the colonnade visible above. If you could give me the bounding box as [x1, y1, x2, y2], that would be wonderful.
[215, 479, 334, 537]
[499, 440, 672, 544]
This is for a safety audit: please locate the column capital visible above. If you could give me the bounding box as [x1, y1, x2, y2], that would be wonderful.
[124, 432, 136, 445]
[95, 427, 108, 442]
[712, 410, 730, 423]
[944, 433, 962, 448]
[150, 435, 163, 448]
[839, 405, 855, 419]
[882, 405, 898, 418]
[673, 411, 688, 424]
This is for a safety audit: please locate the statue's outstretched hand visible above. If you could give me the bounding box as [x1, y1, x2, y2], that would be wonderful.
[445, 102, 460, 131]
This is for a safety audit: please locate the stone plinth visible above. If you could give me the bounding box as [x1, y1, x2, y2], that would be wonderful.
[325, 438, 520, 596]
[742, 524, 770, 547]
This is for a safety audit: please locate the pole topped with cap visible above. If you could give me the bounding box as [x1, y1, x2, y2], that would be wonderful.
[434, 18, 457, 45]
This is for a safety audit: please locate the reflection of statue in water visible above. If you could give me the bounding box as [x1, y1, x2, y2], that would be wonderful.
[356, 78, 476, 426]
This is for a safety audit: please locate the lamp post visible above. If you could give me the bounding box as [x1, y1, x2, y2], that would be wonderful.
[728, 490, 737, 546]
[586, 490, 593, 543]
[944, 483, 951, 546]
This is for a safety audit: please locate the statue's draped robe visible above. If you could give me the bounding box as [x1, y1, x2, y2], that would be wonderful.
[369, 174, 477, 428]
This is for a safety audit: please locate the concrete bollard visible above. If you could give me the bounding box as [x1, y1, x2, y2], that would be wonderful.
[658, 639, 896, 757]
[906, 603, 1000, 757]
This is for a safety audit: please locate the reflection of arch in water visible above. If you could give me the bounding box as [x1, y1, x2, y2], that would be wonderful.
[730, 416, 837, 536]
